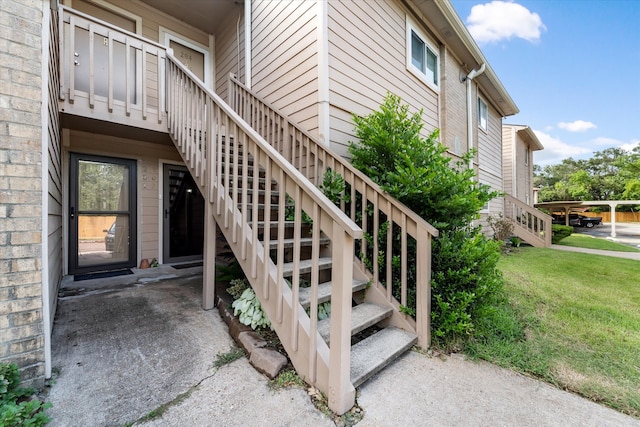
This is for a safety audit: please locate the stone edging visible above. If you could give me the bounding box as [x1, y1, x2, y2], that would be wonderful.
[216, 294, 287, 379]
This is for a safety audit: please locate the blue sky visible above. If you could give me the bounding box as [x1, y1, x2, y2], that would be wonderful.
[450, 0, 640, 166]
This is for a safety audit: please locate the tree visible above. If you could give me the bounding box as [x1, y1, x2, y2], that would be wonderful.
[535, 147, 640, 209]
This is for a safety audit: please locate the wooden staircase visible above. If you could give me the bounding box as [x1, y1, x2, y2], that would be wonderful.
[164, 58, 438, 415]
[503, 194, 552, 248]
[218, 138, 418, 389]
[56, 8, 438, 414]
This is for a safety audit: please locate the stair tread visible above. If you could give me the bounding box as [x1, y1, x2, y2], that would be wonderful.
[317, 303, 393, 343]
[350, 327, 417, 388]
[268, 237, 330, 250]
[299, 278, 369, 309]
[282, 257, 332, 276]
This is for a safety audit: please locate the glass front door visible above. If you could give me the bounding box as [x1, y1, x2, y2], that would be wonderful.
[69, 153, 137, 274]
[163, 164, 204, 263]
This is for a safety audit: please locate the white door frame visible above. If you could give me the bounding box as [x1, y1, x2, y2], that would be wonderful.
[160, 27, 214, 90]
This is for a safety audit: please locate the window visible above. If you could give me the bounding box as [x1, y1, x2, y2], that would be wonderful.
[406, 18, 439, 89]
[525, 146, 530, 166]
[478, 98, 488, 131]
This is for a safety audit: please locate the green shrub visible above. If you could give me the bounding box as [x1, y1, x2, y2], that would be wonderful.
[0, 363, 51, 427]
[551, 224, 573, 243]
[349, 93, 503, 342]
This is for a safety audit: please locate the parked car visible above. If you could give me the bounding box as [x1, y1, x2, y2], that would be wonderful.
[104, 223, 115, 251]
[552, 214, 602, 228]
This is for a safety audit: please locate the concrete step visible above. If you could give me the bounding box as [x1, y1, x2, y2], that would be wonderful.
[317, 303, 393, 344]
[282, 257, 332, 277]
[267, 237, 330, 250]
[298, 278, 369, 309]
[350, 326, 417, 388]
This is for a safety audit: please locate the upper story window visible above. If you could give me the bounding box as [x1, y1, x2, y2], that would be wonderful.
[406, 17, 439, 91]
[525, 146, 530, 166]
[478, 98, 488, 131]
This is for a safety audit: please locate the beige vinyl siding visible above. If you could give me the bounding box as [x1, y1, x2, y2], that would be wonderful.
[502, 126, 514, 196]
[478, 97, 503, 217]
[441, 49, 468, 156]
[47, 9, 63, 330]
[515, 139, 533, 204]
[327, 0, 439, 157]
[66, 131, 182, 262]
[252, 0, 319, 134]
[215, 9, 244, 99]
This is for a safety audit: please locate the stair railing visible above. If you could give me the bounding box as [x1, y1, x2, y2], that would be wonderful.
[228, 75, 439, 348]
[166, 56, 363, 414]
[504, 194, 552, 247]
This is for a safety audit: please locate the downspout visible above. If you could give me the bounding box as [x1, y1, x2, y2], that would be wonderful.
[244, 0, 252, 89]
[464, 63, 485, 170]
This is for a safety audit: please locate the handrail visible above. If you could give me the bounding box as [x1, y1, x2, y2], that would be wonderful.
[504, 194, 552, 247]
[171, 61, 362, 239]
[228, 75, 439, 348]
[228, 75, 438, 238]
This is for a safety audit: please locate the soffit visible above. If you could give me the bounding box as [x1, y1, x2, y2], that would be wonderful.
[137, 0, 239, 35]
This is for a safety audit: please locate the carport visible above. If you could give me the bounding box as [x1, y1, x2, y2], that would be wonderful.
[535, 200, 640, 238]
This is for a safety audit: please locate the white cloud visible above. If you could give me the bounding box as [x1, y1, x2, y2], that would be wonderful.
[557, 120, 597, 132]
[619, 139, 640, 152]
[591, 137, 639, 152]
[466, 1, 546, 44]
[592, 137, 621, 146]
[532, 130, 592, 166]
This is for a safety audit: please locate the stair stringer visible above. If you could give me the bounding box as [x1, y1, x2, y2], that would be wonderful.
[171, 152, 336, 397]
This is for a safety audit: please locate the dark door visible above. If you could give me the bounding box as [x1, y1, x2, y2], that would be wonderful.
[163, 164, 204, 263]
[69, 153, 137, 274]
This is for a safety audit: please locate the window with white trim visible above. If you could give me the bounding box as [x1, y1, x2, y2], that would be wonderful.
[406, 18, 439, 90]
[478, 98, 488, 132]
[525, 146, 530, 166]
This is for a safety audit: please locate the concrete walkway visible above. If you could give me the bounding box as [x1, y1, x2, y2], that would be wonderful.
[44, 267, 639, 426]
[551, 244, 640, 260]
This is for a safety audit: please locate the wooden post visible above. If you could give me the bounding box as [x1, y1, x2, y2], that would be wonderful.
[328, 224, 355, 415]
[202, 201, 217, 310]
[415, 226, 431, 348]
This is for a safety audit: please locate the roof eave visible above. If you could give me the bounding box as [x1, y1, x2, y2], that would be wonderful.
[413, 0, 519, 117]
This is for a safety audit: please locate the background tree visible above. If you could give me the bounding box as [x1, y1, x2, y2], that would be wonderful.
[535, 146, 640, 210]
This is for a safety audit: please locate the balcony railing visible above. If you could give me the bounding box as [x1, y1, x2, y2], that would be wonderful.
[58, 6, 167, 132]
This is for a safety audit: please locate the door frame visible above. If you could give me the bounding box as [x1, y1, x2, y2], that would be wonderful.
[159, 160, 205, 264]
[68, 152, 138, 274]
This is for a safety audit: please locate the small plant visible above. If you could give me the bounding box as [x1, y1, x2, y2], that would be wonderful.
[232, 288, 272, 330]
[319, 168, 350, 206]
[487, 214, 514, 242]
[509, 236, 522, 248]
[150, 258, 159, 267]
[551, 224, 573, 243]
[213, 348, 245, 368]
[226, 278, 250, 299]
[268, 369, 306, 390]
[0, 363, 51, 427]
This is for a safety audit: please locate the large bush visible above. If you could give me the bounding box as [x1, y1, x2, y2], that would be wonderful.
[349, 93, 502, 342]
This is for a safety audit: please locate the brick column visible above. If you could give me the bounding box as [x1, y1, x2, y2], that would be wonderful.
[0, 0, 46, 387]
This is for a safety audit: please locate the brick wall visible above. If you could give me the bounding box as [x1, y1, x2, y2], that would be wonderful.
[0, 0, 46, 387]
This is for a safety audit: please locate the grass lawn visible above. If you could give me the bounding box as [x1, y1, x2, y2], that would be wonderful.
[465, 247, 640, 418]
[557, 233, 640, 252]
